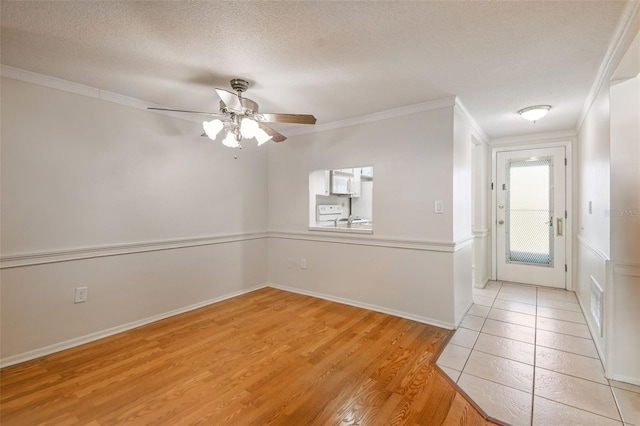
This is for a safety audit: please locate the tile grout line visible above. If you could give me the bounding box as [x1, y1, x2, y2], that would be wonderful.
[530, 286, 538, 426]
[469, 281, 637, 425]
[534, 394, 627, 423]
[461, 280, 501, 383]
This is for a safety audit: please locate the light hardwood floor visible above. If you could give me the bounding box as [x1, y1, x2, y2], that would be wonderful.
[1, 287, 497, 425]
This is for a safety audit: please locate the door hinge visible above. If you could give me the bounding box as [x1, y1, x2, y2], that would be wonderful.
[565, 158, 567, 166]
[491, 182, 494, 190]
[502, 183, 506, 190]
[565, 264, 568, 272]
[565, 210, 567, 219]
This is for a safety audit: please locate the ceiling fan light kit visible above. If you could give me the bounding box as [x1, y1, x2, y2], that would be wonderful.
[518, 105, 551, 122]
[149, 78, 317, 158]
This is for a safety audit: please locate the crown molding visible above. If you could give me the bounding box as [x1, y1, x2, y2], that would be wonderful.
[2, 65, 490, 140]
[575, 0, 640, 132]
[0, 65, 202, 124]
[284, 96, 457, 137]
[454, 97, 489, 144]
[488, 129, 576, 146]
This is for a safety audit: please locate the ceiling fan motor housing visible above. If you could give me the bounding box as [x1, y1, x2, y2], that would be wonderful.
[230, 78, 250, 93]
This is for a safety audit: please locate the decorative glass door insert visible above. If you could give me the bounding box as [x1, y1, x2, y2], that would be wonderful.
[506, 157, 553, 266]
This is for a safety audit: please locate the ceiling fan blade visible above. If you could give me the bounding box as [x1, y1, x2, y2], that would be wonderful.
[258, 123, 287, 143]
[215, 88, 243, 111]
[147, 107, 225, 117]
[258, 113, 317, 125]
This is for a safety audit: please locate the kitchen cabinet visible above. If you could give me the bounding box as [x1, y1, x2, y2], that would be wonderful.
[360, 166, 373, 179]
[310, 169, 330, 196]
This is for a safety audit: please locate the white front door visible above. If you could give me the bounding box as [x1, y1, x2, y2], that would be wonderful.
[496, 147, 566, 288]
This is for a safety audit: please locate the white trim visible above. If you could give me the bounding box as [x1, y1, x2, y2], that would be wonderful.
[454, 98, 490, 143]
[0, 65, 202, 124]
[268, 230, 469, 253]
[576, 0, 640, 132]
[472, 228, 491, 238]
[454, 236, 475, 251]
[0, 232, 269, 269]
[489, 130, 576, 147]
[1, 65, 99, 98]
[308, 226, 373, 235]
[456, 300, 475, 328]
[476, 277, 491, 289]
[608, 374, 640, 387]
[269, 284, 455, 330]
[605, 259, 640, 385]
[0, 65, 493, 144]
[576, 233, 610, 262]
[491, 141, 573, 290]
[613, 262, 640, 277]
[1, 231, 475, 268]
[285, 96, 457, 137]
[0, 284, 268, 368]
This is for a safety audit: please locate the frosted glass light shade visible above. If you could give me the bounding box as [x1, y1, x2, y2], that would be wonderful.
[203, 119, 223, 139]
[255, 128, 272, 146]
[222, 131, 239, 148]
[240, 118, 259, 139]
[518, 105, 551, 122]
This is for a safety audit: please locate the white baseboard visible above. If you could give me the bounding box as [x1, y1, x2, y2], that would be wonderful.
[1, 283, 457, 368]
[456, 300, 475, 328]
[609, 374, 640, 387]
[0, 284, 268, 368]
[268, 283, 455, 330]
[473, 277, 490, 289]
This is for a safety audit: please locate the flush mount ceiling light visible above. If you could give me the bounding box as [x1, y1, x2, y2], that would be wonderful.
[149, 79, 316, 159]
[518, 105, 552, 123]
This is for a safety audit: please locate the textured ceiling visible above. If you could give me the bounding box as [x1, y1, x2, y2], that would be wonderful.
[0, 1, 629, 139]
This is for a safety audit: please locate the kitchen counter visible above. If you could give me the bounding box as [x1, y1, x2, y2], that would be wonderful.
[310, 221, 373, 234]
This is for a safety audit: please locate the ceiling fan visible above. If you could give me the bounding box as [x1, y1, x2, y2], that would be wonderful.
[148, 78, 317, 151]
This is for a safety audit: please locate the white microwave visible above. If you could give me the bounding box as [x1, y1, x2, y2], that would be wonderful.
[331, 173, 352, 195]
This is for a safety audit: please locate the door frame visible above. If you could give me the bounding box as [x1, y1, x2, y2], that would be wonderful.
[491, 140, 573, 290]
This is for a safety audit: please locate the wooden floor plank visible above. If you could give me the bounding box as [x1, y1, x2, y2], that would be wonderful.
[1, 287, 497, 425]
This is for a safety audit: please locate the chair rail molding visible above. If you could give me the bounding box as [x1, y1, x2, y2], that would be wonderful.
[0, 232, 269, 269]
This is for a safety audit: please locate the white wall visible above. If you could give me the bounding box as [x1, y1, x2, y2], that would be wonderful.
[269, 107, 456, 241]
[0, 75, 480, 364]
[452, 107, 475, 318]
[0, 77, 269, 364]
[471, 137, 491, 288]
[575, 24, 640, 384]
[267, 101, 475, 328]
[575, 81, 612, 364]
[609, 75, 640, 262]
[607, 73, 640, 384]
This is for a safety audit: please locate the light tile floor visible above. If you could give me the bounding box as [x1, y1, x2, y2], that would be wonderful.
[436, 281, 640, 426]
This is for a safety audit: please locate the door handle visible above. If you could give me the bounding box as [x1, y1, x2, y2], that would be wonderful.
[557, 218, 563, 236]
[498, 220, 504, 225]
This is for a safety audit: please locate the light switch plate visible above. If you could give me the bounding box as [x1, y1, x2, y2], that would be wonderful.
[434, 200, 444, 214]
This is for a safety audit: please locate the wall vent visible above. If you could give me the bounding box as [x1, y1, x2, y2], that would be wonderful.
[590, 276, 603, 337]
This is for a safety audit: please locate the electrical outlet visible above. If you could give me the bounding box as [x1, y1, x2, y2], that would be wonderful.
[300, 258, 307, 269]
[75, 287, 88, 303]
